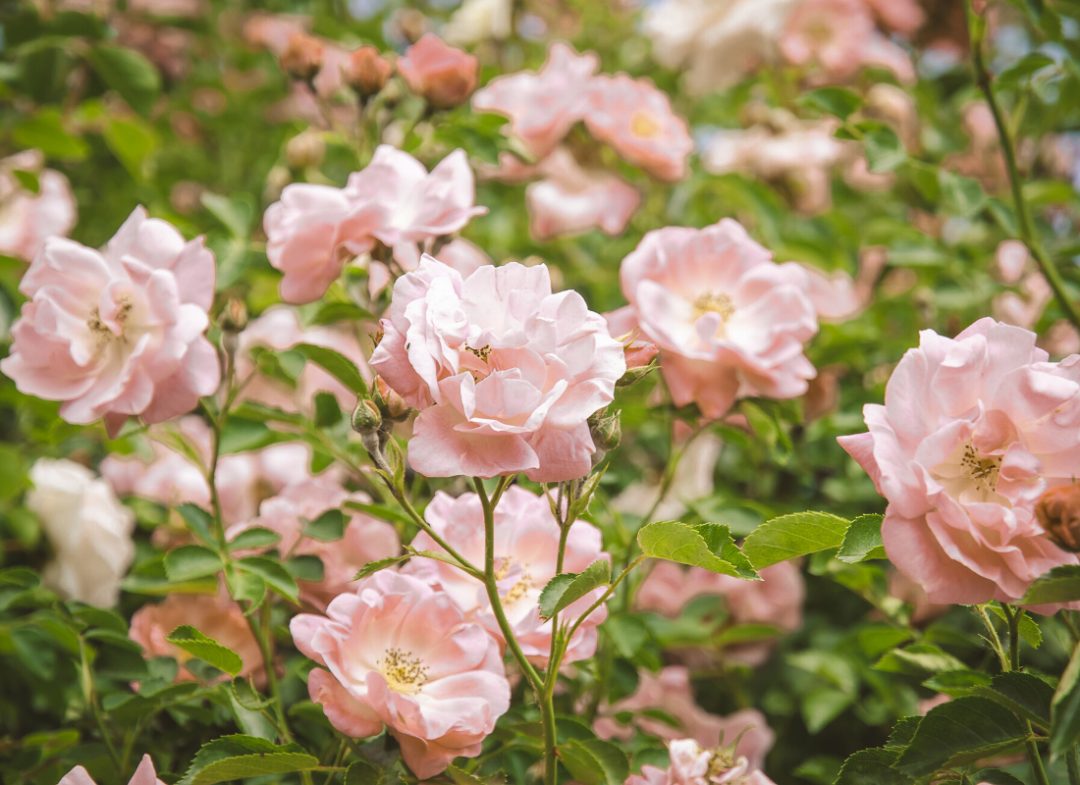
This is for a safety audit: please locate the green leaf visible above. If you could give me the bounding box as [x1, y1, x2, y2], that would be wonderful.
[304, 509, 346, 541]
[1051, 639, 1080, 759]
[292, 343, 367, 395]
[894, 696, 1028, 777]
[310, 301, 375, 326]
[355, 555, 410, 581]
[177, 504, 215, 546]
[836, 514, 885, 563]
[165, 625, 243, 676]
[874, 643, 969, 678]
[978, 672, 1052, 728]
[741, 512, 850, 569]
[834, 748, 913, 785]
[798, 86, 863, 120]
[313, 391, 342, 427]
[228, 527, 281, 552]
[938, 170, 987, 217]
[345, 760, 385, 785]
[996, 51, 1056, 91]
[164, 545, 222, 582]
[559, 738, 629, 785]
[187, 752, 319, 785]
[923, 670, 992, 697]
[286, 555, 324, 582]
[971, 769, 1026, 785]
[12, 108, 89, 161]
[102, 115, 158, 179]
[538, 560, 610, 620]
[863, 124, 906, 173]
[201, 193, 253, 238]
[1019, 565, 1080, 606]
[237, 557, 299, 603]
[219, 417, 279, 454]
[638, 521, 757, 578]
[88, 44, 161, 115]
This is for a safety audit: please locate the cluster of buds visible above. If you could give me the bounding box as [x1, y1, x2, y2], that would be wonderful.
[351, 377, 411, 473]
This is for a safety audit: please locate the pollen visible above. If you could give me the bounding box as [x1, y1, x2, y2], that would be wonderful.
[378, 647, 429, 695]
[466, 344, 493, 363]
[693, 292, 735, 322]
[961, 443, 1002, 493]
[630, 111, 662, 138]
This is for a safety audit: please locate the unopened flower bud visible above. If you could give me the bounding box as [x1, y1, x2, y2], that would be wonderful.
[285, 129, 326, 170]
[588, 409, 621, 453]
[346, 46, 393, 98]
[221, 298, 248, 333]
[375, 376, 412, 421]
[351, 398, 383, 435]
[616, 363, 656, 388]
[1037, 484, 1080, 552]
[279, 32, 324, 82]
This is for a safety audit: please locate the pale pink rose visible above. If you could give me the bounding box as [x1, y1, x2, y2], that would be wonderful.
[605, 306, 659, 370]
[405, 487, 609, 666]
[619, 219, 818, 419]
[627, 738, 777, 785]
[780, 0, 875, 78]
[472, 42, 598, 157]
[231, 474, 399, 609]
[1, 207, 220, 435]
[397, 34, 478, 109]
[585, 75, 693, 182]
[802, 265, 863, 321]
[526, 148, 641, 240]
[437, 238, 491, 278]
[596, 666, 773, 769]
[58, 755, 165, 785]
[993, 273, 1052, 330]
[242, 13, 308, 54]
[0, 150, 77, 262]
[862, 0, 924, 33]
[290, 571, 511, 778]
[129, 591, 262, 681]
[995, 239, 1029, 285]
[371, 257, 626, 481]
[839, 318, 1080, 605]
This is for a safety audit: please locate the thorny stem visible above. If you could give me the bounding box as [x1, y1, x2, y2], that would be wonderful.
[967, 2, 1080, 331]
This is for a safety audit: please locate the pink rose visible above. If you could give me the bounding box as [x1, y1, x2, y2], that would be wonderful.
[627, 738, 777, 785]
[1, 207, 220, 435]
[862, 0, 924, 34]
[585, 74, 693, 182]
[231, 474, 400, 609]
[58, 755, 164, 785]
[290, 571, 511, 778]
[839, 318, 1080, 605]
[397, 33, 478, 109]
[129, 591, 262, 682]
[405, 487, 609, 666]
[0, 150, 77, 262]
[472, 42, 598, 157]
[526, 148, 641, 240]
[371, 257, 626, 480]
[618, 219, 818, 419]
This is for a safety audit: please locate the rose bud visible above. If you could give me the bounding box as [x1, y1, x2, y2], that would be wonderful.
[1037, 484, 1080, 552]
[346, 46, 393, 98]
[285, 128, 326, 170]
[351, 398, 383, 435]
[279, 32, 324, 82]
[397, 33, 478, 109]
[588, 409, 622, 453]
[375, 376, 412, 421]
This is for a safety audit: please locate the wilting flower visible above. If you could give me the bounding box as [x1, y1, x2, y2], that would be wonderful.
[1, 207, 220, 434]
[0, 150, 77, 262]
[526, 149, 641, 240]
[627, 738, 778, 785]
[472, 42, 599, 157]
[585, 74, 693, 181]
[616, 219, 818, 419]
[839, 318, 1080, 605]
[129, 591, 262, 682]
[406, 487, 609, 665]
[27, 459, 135, 608]
[290, 571, 511, 778]
[371, 257, 626, 480]
[397, 34, 478, 108]
[58, 755, 165, 785]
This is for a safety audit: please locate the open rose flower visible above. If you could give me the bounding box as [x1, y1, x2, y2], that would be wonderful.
[526, 148, 641, 240]
[371, 257, 626, 481]
[616, 219, 818, 419]
[839, 318, 1080, 605]
[58, 755, 164, 785]
[406, 487, 609, 665]
[1, 207, 220, 434]
[585, 74, 693, 181]
[290, 571, 510, 778]
[628, 738, 777, 785]
[472, 42, 599, 157]
[0, 150, 77, 262]
[398, 34, 478, 108]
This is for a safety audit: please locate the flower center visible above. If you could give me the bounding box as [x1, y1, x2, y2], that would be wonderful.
[493, 557, 533, 604]
[87, 297, 134, 351]
[693, 292, 735, 321]
[630, 111, 661, 138]
[378, 647, 428, 695]
[960, 442, 1001, 494]
[502, 573, 533, 605]
[707, 749, 735, 778]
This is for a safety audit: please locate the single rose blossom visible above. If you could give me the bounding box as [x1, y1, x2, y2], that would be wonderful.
[405, 487, 609, 666]
[230, 474, 400, 608]
[443, 0, 513, 45]
[1, 207, 220, 434]
[58, 755, 164, 785]
[472, 42, 599, 157]
[839, 318, 1080, 605]
[27, 459, 135, 608]
[398, 33, 478, 109]
[130, 591, 262, 681]
[627, 738, 777, 785]
[780, 0, 875, 78]
[371, 257, 626, 480]
[0, 150, 77, 262]
[290, 571, 511, 778]
[526, 148, 641, 240]
[618, 219, 819, 419]
[585, 74, 693, 181]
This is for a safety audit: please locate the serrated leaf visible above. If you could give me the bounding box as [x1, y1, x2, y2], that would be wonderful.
[164, 545, 222, 582]
[978, 671, 1052, 728]
[638, 521, 757, 578]
[559, 738, 629, 785]
[971, 769, 1026, 785]
[836, 514, 885, 563]
[834, 748, 913, 785]
[538, 560, 610, 620]
[874, 643, 969, 678]
[741, 512, 850, 569]
[1020, 565, 1080, 606]
[305, 509, 346, 542]
[165, 625, 243, 676]
[188, 752, 319, 785]
[237, 557, 299, 603]
[292, 343, 367, 395]
[355, 555, 410, 581]
[228, 527, 281, 552]
[177, 503, 215, 546]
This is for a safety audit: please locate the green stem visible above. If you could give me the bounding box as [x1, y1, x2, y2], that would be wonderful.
[1068, 746, 1080, 785]
[79, 637, 123, 774]
[1000, 605, 1052, 785]
[967, 2, 1080, 331]
[380, 475, 481, 579]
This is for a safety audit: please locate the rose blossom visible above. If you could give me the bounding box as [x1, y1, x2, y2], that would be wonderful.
[627, 738, 777, 785]
[616, 219, 818, 419]
[444, 0, 513, 45]
[1, 207, 220, 435]
[472, 42, 599, 157]
[526, 148, 641, 240]
[129, 591, 262, 681]
[290, 571, 511, 778]
[0, 150, 77, 262]
[58, 755, 165, 785]
[231, 474, 400, 608]
[370, 257, 626, 480]
[397, 33, 478, 109]
[406, 487, 609, 665]
[839, 318, 1080, 605]
[585, 74, 693, 182]
[27, 459, 135, 608]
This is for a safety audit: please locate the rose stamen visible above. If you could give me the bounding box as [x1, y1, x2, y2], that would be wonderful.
[378, 647, 429, 695]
